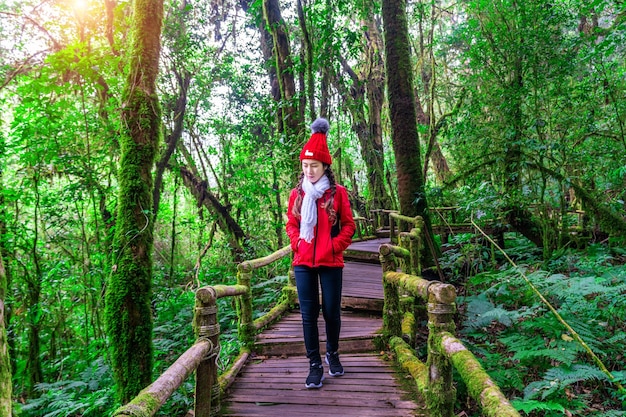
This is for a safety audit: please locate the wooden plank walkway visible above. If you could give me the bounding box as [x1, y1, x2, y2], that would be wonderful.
[253, 309, 382, 356]
[221, 354, 422, 416]
[220, 236, 424, 416]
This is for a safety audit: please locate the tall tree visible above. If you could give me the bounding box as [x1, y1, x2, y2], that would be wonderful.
[0, 151, 11, 414]
[330, 0, 393, 212]
[447, 0, 626, 252]
[104, 0, 164, 402]
[0, 126, 9, 415]
[262, 0, 304, 175]
[382, 0, 435, 264]
[0, 249, 9, 417]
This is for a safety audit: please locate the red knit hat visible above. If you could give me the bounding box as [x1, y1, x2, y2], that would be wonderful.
[299, 118, 332, 165]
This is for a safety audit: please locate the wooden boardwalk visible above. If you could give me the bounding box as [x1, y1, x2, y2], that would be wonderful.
[220, 237, 423, 416]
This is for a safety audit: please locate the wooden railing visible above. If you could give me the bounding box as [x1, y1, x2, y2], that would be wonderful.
[378, 214, 520, 417]
[112, 209, 520, 417]
[352, 215, 376, 240]
[111, 245, 296, 417]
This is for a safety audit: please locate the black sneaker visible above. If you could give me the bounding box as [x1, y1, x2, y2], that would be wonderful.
[325, 351, 344, 376]
[305, 363, 324, 388]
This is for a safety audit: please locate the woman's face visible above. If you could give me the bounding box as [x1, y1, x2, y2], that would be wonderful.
[301, 159, 326, 184]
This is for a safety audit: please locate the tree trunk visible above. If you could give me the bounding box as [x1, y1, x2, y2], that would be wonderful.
[382, 0, 435, 267]
[503, 57, 543, 247]
[382, 0, 426, 218]
[178, 165, 248, 262]
[26, 176, 43, 397]
[105, 0, 164, 403]
[332, 9, 392, 213]
[262, 0, 304, 176]
[364, 15, 393, 211]
[297, 0, 315, 121]
[0, 250, 11, 416]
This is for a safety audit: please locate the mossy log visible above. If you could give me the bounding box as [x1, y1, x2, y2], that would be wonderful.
[218, 348, 250, 396]
[390, 212, 423, 227]
[112, 340, 212, 417]
[195, 285, 248, 303]
[253, 286, 297, 331]
[237, 245, 292, 273]
[401, 311, 416, 345]
[379, 243, 411, 260]
[389, 336, 428, 392]
[384, 271, 455, 303]
[440, 332, 520, 417]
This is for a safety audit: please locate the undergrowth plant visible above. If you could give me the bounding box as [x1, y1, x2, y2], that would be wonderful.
[456, 242, 626, 416]
[16, 259, 289, 417]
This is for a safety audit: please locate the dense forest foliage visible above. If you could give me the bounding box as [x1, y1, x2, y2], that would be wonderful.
[0, 0, 625, 415]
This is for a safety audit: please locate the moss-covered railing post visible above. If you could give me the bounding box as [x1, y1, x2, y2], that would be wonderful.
[399, 233, 410, 273]
[425, 282, 457, 417]
[409, 218, 424, 276]
[235, 263, 254, 347]
[389, 212, 397, 243]
[380, 244, 399, 338]
[380, 244, 408, 338]
[379, 221, 519, 417]
[194, 287, 221, 417]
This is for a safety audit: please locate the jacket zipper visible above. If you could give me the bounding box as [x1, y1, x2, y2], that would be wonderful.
[312, 225, 317, 266]
[312, 195, 325, 266]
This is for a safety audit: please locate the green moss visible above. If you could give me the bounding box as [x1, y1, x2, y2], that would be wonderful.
[401, 311, 415, 343]
[447, 343, 520, 417]
[389, 336, 428, 392]
[112, 391, 161, 416]
[105, 53, 161, 405]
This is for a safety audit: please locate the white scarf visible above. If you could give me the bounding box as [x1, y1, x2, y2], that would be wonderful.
[300, 175, 330, 243]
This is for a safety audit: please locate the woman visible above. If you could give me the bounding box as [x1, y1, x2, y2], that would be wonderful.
[286, 118, 356, 389]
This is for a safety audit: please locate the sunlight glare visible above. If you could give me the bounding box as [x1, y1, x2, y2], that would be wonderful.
[71, 0, 88, 15]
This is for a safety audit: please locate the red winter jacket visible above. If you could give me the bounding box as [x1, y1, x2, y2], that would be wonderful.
[286, 184, 356, 268]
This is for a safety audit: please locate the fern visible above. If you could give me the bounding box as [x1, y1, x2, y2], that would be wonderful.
[524, 364, 608, 401]
[461, 293, 517, 329]
[544, 364, 608, 387]
[513, 346, 580, 365]
[512, 399, 565, 413]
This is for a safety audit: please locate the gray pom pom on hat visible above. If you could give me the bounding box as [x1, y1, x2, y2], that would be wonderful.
[311, 118, 330, 134]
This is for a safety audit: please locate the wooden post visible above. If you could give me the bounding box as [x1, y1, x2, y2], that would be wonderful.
[236, 264, 254, 347]
[389, 214, 396, 244]
[399, 233, 410, 274]
[409, 229, 421, 276]
[380, 246, 401, 338]
[425, 283, 457, 417]
[288, 265, 295, 287]
[194, 287, 221, 417]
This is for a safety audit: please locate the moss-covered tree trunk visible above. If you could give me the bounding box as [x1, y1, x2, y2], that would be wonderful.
[382, 0, 434, 266]
[104, 0, 163, 403]
[27, 177, 43, 397]
[0, 139, 12, 416]
[262, 0, 304, 175]
[0, 250, 11, 416]
[364, 14, 393, 212]
[333, 5, 392, 213]
[503, 58, 543, 248]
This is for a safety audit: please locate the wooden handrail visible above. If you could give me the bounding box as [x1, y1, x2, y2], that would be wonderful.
[112, 245, 297, 417]
[114, 207, 521, 417]
[112, 340, 212, 417]
[379, 237, 520, 417]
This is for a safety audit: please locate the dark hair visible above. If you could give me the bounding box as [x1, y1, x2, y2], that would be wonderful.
[291, 166, 337, 224]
